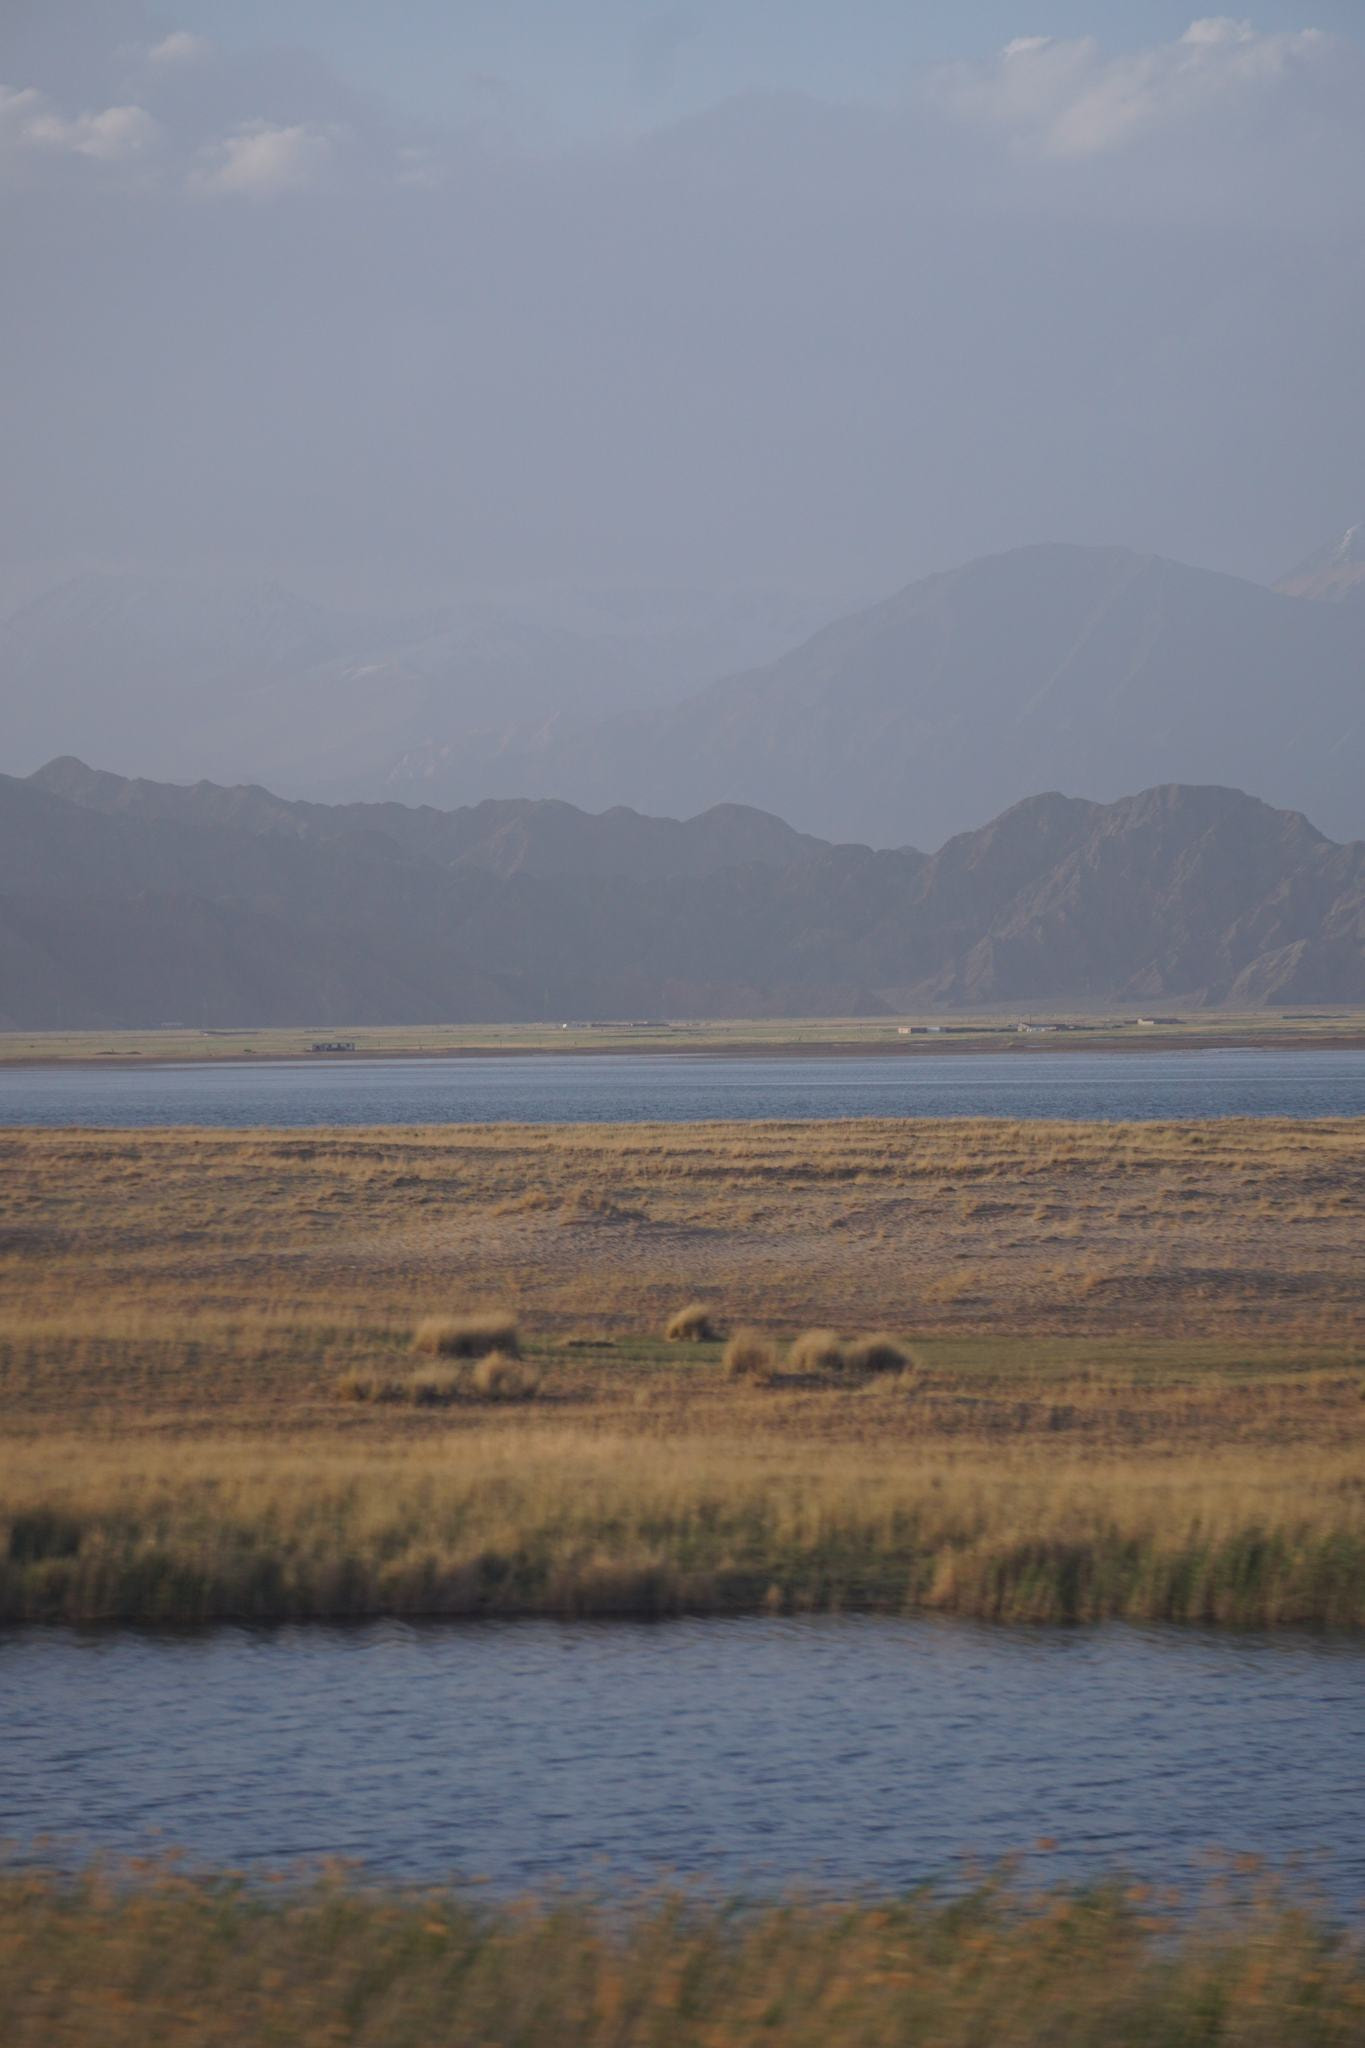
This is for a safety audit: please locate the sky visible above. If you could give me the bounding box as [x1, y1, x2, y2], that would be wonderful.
[167, 0, 1365, 134]
[2, 3, 1363, 612]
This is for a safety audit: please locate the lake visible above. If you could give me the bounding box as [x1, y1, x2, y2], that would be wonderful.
[1, 1048, 1364, 1127]
[3, 1617, 1362, 1908]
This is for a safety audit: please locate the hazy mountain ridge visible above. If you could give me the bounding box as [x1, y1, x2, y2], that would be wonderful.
[383, 543, 1365, 848]
[1, 573, 830, 798]
[1276, 520, 1365, 604]
[27, 758, 827, 883]
[6, 541, 1363, 856]
[2, 765, 1360, 1027]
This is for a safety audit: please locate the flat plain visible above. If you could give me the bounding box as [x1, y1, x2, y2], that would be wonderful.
[4, 1008, 1365, 1065]
[1, 1116, 1362, 1625]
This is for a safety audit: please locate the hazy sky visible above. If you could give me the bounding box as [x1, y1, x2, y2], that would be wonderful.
[150, 0, 1365, 134]
[2, 3, 1363, 610]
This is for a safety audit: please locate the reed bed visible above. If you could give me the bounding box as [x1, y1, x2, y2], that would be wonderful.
[2, 1865, 1362, 2048]
[2, 1431, 1361, 1626]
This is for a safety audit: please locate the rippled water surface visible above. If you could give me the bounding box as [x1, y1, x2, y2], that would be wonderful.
[4, 1618, 1362, 1907]
[2, 1048, 1364, 1127]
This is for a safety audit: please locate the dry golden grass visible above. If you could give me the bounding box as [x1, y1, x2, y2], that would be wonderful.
[10, 1875, 1365, 2048]
[3, 1422, 1362, 1626]
[788, 1327, 847, 1373]
[2, 1116, 1360, 1354]
[469, 1350, 540, 1401]
[1, 1118, 1361, 1623]
[335, 1355, 540, 1409]
[722, 1328, 778, 1383]
[4, 1865, 1362, 2048]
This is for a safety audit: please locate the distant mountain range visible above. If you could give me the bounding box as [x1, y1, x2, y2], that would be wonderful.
[0, 573, 830, 799]
[3, 761, 1360, 1026]
[408, 540, 1365, 848]
[5, 538, 1361, 851]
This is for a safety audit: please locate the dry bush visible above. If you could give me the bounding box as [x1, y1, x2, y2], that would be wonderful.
[723, 1329, 778, 1384]
[412, 1312, 519, 1359]
[469, 1352, 541, 1403]
[665, 1302, 720, 1342]
[341, 1357, 537, 1407]
[844, 1333, 913, 1376]
[788, 1328, 847, 1374]
[407, 1366, 466, 1407]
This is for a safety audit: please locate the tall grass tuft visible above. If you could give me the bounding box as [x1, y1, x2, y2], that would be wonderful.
[407, 1365, 466, 1407]
[788, 1328, 847, 1373]
[665, 1302, 721, 1342]
[413, 1311, 520, 1359]
[723, 1329, 778, 1384]
[469, 1353, 541, 1403]
[845, 1333, 914, 1375]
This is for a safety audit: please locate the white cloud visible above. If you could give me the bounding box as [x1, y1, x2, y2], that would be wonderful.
[1180, 18, 1257, 49]
[190, 120, 336, 198]
[147, 31, 215, 68]
[0, 83, 157, 162]
[934, 19, 1332, 158]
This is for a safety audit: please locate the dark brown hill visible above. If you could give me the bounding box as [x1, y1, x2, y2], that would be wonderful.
[1, 766, 1360, 1026]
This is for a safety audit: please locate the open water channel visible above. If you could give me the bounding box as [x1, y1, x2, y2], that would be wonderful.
[3, 1618, 1363, 1909]
[2, 1047, 1364, 1127]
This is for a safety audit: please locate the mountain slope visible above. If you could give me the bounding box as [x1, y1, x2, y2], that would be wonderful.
[1, 765, 1360, 1026]
[26, 757, 827, 882]
[386, 544, 1365, 848]
[0, 572, 826, 795]
[1277, 521, 1365, 604]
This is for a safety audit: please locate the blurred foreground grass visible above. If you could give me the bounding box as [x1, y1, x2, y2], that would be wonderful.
[3, 1867, 1363, 2047]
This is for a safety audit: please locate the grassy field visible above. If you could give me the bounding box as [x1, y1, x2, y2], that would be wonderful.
[3, 1865, 1363, 2047]
[3, 1008, 1365, 1063]
[1, 1117, 1362, 1624]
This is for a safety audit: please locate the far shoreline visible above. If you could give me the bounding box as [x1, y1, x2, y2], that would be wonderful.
[4, 1021, 1365, 1070]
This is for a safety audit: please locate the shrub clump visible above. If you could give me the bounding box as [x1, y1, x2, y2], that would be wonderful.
[665, 1302, 721, 1343]
[787, 1328, 847, 1374]
[336, 1355, 540, 1407]
[722, 1329, 778, 1384]
[407, 1366, 466, 1408]
[412, 1312, 520, 1359]
[469, 1353, 541, 1403]
[844, 1333, 914, 1376]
